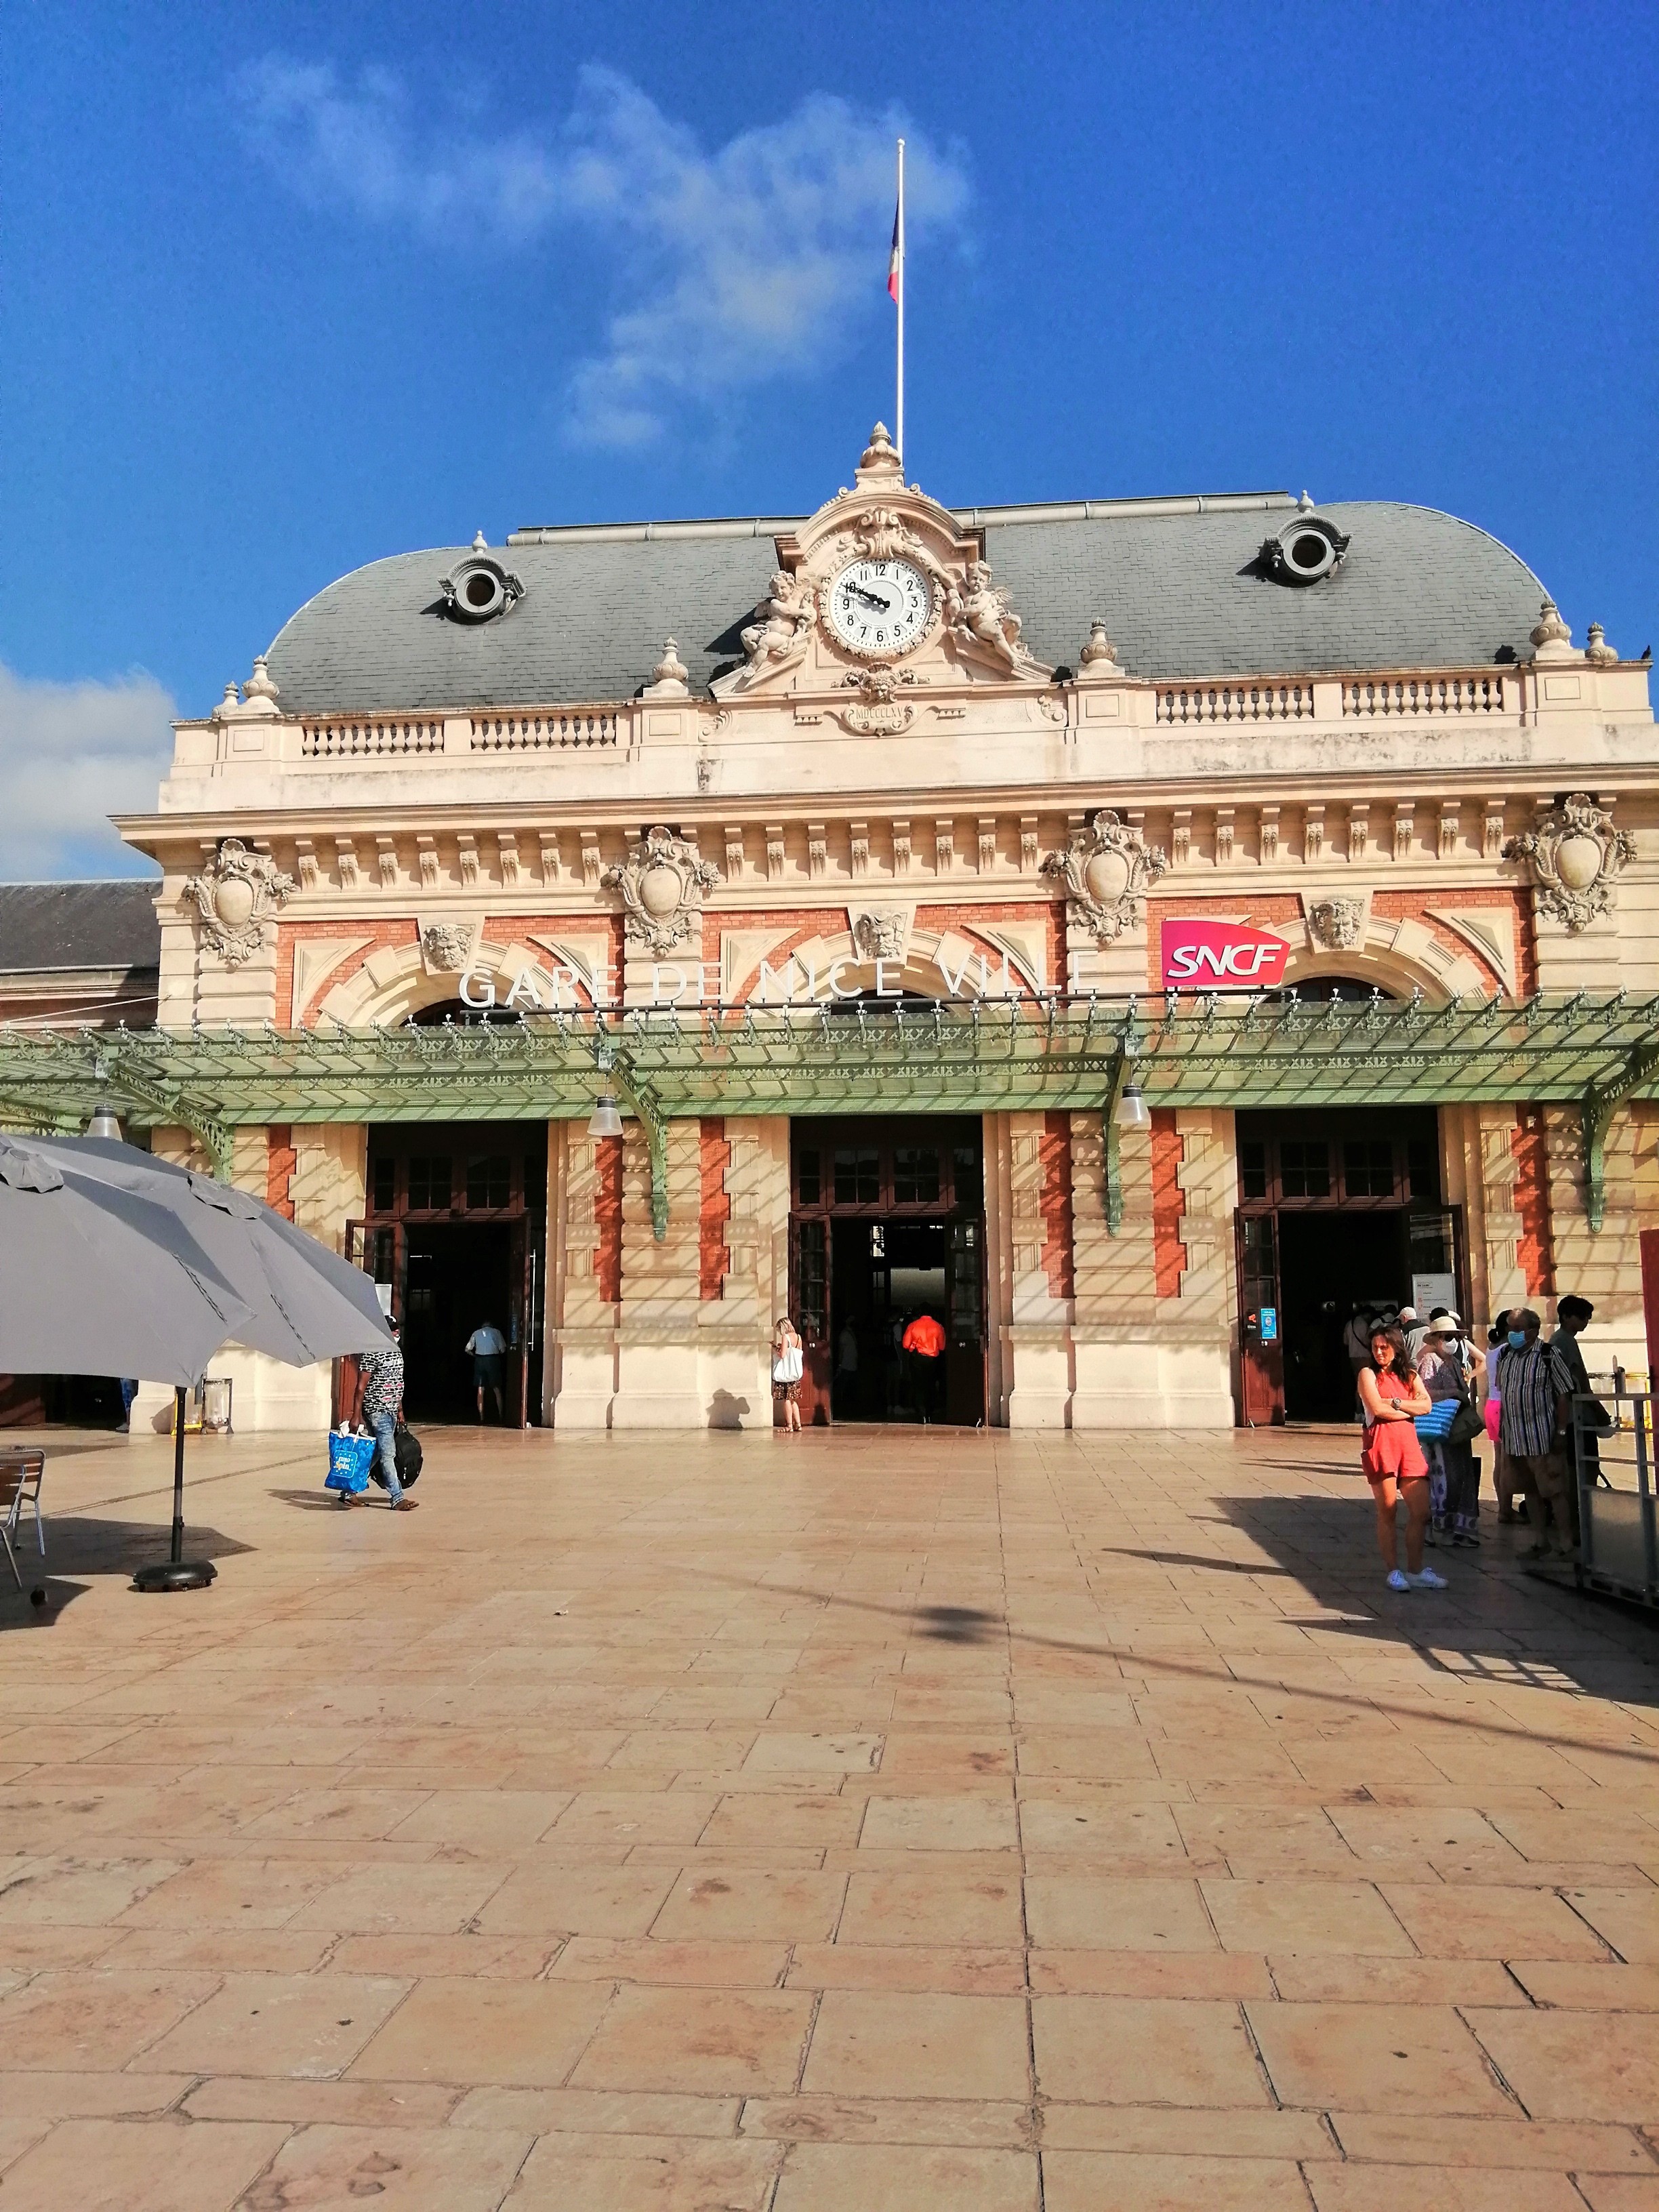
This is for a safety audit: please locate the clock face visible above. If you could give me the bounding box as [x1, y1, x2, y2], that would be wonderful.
[826, 558, 933, 658]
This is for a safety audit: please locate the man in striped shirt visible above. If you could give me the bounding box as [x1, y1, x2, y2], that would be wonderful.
[1496, 1309, 1574, 1559]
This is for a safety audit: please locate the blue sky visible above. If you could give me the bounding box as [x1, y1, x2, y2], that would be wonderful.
[1, 0, 1654, 877]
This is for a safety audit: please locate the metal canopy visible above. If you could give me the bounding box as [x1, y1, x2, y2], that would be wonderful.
[3, 991, 1656, 1238]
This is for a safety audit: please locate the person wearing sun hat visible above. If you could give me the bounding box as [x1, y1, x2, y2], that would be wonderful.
[1419, 1313, 1480, 1544]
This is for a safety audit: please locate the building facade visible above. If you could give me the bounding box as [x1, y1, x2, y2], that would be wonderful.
[14, 424, 1658, 1432]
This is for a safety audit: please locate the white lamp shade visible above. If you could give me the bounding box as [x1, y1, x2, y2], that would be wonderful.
[586, 1094, 624, 1139]
[85, 1104, 124, 1141]
[1116, 1082, 1151, 1132]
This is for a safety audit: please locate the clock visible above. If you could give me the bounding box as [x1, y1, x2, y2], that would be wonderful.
[825, 557, 933, 659]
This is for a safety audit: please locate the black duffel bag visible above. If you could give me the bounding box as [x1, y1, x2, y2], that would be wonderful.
[371, 1425, 423, 1488]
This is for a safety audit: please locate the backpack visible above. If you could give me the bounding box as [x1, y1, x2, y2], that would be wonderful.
[370, 1425, 423, 1488]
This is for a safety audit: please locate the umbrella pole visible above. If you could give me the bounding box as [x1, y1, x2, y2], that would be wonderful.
[132, 1384, 218, 1594]
[171, 1385, 186, 1563]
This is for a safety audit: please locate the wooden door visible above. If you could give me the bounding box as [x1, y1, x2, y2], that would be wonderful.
[788, 1215, 833, 1426]
[1235, 1211, 1285, 1427]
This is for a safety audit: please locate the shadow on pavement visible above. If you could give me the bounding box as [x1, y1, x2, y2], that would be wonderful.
[0, 1578, 92, 1629]
[4, 1517, 254, 1589]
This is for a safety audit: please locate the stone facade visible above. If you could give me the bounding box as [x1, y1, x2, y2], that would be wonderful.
[102, 430, 1659, 1429]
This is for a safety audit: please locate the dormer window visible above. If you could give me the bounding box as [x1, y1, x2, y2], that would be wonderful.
[1260, 516, 1350, 586]
[440, 555, 524, 624]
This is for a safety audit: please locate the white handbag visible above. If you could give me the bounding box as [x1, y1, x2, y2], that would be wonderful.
[773, 1343, 804, 1384]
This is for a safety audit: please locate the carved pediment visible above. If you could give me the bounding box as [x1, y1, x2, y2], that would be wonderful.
[712, 424, 1050, 706]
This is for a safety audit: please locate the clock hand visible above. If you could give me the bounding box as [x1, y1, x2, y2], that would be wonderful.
[850, 586, 895, 611]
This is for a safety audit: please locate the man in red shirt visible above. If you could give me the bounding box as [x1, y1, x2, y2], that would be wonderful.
[901, 1311, 947, 1424]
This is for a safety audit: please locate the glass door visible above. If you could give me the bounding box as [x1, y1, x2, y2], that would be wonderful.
[788, 1214, 832, 1425]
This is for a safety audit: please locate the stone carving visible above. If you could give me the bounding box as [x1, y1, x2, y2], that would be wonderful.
[1041, 810, 1168, 943]
[420, 921, 474, 973]
[838, 665, 920, 735]
[642, 638, 690, 700]
[1307, 895, 1366, 950]
[1504, 792, 1635, 933]
[738, 571, 815, 680]
[1585, 622, 1618, 668]
[850, 907, 909, 961]
[184, 838, 293, 967]
[947, 558, 1036, 675]
[1076, 620, 1123, 680]
[602, 824, 718, 954]
[1529, 598, 1576, 661]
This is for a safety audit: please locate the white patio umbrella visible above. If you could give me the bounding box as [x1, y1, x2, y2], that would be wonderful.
[0, 1132, 391, 1591]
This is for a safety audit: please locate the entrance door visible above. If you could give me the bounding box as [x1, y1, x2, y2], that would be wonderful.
[1235, 1212, 1284, 1426]
[789, 1116, 987, 1426]
[946, 1214, 987, 1425]
[789, 1215, 832, 1426]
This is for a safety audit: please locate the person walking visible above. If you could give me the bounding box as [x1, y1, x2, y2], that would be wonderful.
[1551, 1294, 1606, 1534]
[1495, 1309, 1575, 1561]
[835, 1318, 860, 1420]
[1358, 1324, 1441, 1591]
[1486, 1311, 1519, 1523]
[354, 1319, 416, 1512]
[772, 1315, 804, 1433]
[901, 1309, 947, 1423]
[466, 1318, 508, 1424]
[1418, 1314, 1481, 1547]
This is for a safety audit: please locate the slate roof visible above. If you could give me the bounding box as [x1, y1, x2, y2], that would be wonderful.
[262, 495, 1549, 715]
[0, 882, 161, 975]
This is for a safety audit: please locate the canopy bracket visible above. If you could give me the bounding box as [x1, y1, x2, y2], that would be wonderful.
[1582, 1029, 1659, 1233]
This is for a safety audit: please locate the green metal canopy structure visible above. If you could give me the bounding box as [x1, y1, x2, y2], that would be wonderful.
[3, 991, 1658, 1237]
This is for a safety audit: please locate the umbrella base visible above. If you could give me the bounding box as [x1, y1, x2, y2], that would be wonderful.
[132, 1559, 217, 1593]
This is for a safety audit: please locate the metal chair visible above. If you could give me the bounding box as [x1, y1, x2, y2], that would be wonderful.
[0, 1450, 45, 1593]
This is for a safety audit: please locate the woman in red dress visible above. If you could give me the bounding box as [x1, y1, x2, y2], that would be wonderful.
[1358, 1326, 1442, 1592]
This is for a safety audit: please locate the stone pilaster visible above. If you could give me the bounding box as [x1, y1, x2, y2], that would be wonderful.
[550, 1123, 618, 1428]
[1167, 1109, 1238, 1426]
[1071, 1109, 1166, 1426]
[696, 1115, 787, 1433]
[611, 1118, 703, 1426]
[998, 1109, 1073, 1427]
[1544, 1103, 1646, 1372]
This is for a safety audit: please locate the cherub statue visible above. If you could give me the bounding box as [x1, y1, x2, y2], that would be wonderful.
[947, 560, 1031, 673]
[739, 571, 812, 670]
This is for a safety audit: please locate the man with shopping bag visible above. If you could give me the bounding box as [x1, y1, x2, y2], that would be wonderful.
[352, 1320, 417, 1511]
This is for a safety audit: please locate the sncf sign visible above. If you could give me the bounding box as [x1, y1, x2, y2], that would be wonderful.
[1161, 919, 1290, 991]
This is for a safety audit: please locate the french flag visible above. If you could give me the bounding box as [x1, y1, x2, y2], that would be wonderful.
[887, 201, 901, 302]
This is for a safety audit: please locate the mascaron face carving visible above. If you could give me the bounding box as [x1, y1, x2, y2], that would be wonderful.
[184, 838, 294, 968]
[602, 825, 719, 955]
[420, 922, 475, 973]
[849, 907, 910, 962]
[1041, 810, 1169, 944]
[1307, 896, 1366, 951]
[1504, 793, 1635, 933]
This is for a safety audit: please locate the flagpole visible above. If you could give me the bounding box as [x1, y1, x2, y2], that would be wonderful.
[895, 138, 905, 469]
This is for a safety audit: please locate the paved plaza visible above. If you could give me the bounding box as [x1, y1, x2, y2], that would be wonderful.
[0, 1423, 1655, 2209]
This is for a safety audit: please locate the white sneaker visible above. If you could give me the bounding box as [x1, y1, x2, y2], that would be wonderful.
[1386, 1568, 1411, 1591]
[1406, 1566, 1448, 1589]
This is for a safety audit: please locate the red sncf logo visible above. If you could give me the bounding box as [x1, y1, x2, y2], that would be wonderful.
[1161, 921, 1290, 990]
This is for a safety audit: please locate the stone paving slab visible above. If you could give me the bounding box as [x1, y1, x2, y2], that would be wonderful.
[0, 1422, 1654, 2205]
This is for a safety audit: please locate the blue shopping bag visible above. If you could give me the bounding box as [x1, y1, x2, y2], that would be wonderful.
[1414, 1399, 1458, 1441]
[325, 1431, 375, 1494]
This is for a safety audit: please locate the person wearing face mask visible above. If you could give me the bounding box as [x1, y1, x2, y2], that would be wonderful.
[1494, 1309, 1576, 1561]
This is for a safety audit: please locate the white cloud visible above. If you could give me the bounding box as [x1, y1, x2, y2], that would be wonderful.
[236, 59, 971, 446]
[0, 663, 172, 881]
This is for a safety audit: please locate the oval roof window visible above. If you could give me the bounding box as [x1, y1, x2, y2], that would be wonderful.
[440, 555, 524, 624]
[1259, 516, 1350, 587]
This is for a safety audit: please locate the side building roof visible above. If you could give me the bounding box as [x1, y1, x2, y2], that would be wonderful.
[262, 494, 1548, 716]
[0, 880, 161, 976]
